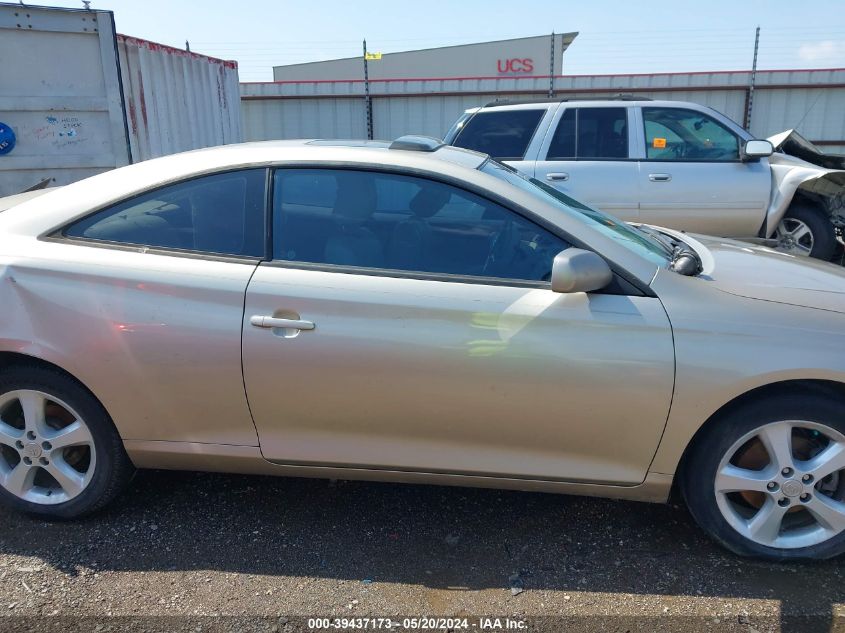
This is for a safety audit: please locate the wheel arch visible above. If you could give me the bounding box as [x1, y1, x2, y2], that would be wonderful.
[671, 378, 845, 493]
[0, 351, 112, 422]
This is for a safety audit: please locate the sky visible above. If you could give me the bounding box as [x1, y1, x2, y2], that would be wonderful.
[42, 0, 845, 81]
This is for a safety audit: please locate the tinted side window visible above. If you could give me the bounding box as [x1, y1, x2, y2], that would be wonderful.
[547, 108, 575, 158]
[643, 107, 739, 161]
[273, 169, 569, 283]
[65, 170, 266, 257]
[452, 110, 544, 160]
[547, 107, 628, 160]
[578, 108, 628, 158]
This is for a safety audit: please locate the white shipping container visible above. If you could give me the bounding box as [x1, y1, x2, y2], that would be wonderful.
[0, 3, 242, 196]
[0, 3, 129, 195]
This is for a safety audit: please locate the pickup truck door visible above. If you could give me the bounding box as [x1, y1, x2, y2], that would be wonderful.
[532, 105, 640, 222]
[634, 106, 771, 237]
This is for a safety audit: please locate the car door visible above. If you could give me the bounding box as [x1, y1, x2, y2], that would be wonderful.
[52, 169, 268, 446]
[635, 106, 771, 236]
[533, 106, 641, 222]
[241, 167, 675, 486]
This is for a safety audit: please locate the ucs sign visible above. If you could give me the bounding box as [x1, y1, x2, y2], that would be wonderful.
[497, 58, 534, 74]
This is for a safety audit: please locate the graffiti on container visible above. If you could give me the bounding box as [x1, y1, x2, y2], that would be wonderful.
[30, 115, 87, 149]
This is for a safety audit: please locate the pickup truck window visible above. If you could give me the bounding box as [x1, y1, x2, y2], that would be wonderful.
[452, 109, 544, 161]
[547, 107, 628, 160]
[643, 107, 739, 161]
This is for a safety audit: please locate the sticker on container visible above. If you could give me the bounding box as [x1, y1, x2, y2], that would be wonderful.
[652, 137, 667, 149]
[0, 123, 15, 156]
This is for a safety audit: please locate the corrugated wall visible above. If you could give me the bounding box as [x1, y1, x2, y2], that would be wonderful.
[241, 98, 366, 141]
[240, 69, 845, 154]
[118, 35, 241, 162]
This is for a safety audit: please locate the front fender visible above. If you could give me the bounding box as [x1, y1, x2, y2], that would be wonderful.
[764, 131, 845, 235]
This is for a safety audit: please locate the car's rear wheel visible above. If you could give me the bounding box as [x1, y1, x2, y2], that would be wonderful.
[682, 392, 845, 560]
[0, 365, 133, 518]
[776, 203, 837, 260]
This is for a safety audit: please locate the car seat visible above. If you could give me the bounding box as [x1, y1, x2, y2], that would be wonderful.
[388, 186, 451, 270]
[323, 173, 384, 268]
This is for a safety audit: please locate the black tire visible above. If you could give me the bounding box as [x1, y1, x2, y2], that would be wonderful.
[780, 203, 837, 261]
[0, 364, 134, 519]
[681, 391, 845, 561]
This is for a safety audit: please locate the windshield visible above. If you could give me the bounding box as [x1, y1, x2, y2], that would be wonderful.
[481, 160, 669, 266]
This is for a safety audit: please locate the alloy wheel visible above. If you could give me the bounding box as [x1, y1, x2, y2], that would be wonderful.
[714, 420, 845, 549]
[0, 390, 96, 504]
[776, 218, 814, 256]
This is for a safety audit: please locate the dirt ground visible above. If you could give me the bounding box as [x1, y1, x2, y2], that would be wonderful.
[0, 470, 842, 632]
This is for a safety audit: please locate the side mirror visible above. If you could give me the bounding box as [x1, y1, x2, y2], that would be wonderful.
[742, 139, 773, 161]
[551, 248, 613, 294]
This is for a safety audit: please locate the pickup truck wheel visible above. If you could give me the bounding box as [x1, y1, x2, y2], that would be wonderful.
[776, 204, 837, 260]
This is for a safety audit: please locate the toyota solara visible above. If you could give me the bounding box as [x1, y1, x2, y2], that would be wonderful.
[1, 136, 845, 560]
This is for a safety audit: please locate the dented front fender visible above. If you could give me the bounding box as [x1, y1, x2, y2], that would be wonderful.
[765, 130, 845, 236]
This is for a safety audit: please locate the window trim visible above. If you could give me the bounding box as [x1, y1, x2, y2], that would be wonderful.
[44, 236, 264, 265]
[270, 164, 647, 297]
[641, 106, 743, 164]
[262, 259, 552, 290]
[49, 167, 271, 261]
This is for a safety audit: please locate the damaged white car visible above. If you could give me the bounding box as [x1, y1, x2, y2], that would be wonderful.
[446, 100, 845, 261]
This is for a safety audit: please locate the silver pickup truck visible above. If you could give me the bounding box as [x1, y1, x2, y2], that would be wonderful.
[445, 98, 845, 261]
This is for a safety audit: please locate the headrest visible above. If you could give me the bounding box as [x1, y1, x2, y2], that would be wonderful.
[409, 186, 451, 219]
[191, 181, 245, 253]
[333, 172, 377, 222]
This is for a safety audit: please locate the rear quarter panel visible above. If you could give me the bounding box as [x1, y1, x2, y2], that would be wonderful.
[0, 236, 260, 446]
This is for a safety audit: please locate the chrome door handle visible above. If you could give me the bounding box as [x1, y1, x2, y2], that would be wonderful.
[546, 172, 569, 181]
[648, 173, 672, 182]
[250, 315, 315, 331]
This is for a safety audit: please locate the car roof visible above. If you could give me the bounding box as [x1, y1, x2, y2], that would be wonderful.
[175, 139, 485, 169]
[0, 140, 488, 233]
[474, 99, 711, 110]
[483, 95, 653, 107]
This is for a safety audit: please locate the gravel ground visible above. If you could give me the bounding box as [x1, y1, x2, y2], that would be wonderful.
[0, 470, 842, 632]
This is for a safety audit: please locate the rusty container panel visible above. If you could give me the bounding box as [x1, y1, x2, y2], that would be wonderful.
[118, 35, 241, 162]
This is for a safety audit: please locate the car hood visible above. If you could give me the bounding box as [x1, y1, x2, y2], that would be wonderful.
[768, 129, 845, 171]
[661, 230, 845, 314]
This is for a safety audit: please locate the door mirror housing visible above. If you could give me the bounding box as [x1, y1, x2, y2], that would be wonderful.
[551, 248, 613, 294]
[742, 139, 773, 161]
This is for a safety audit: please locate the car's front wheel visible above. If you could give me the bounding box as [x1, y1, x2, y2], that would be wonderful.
[775, 203, 837, 260]
[0, 365, 134, 518]
[682, 391, 845, 560]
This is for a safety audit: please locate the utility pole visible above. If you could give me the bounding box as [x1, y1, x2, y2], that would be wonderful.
[745, 26, 760, 130]
[548, 32, 555, 98]
[363, 39, 373, 140]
